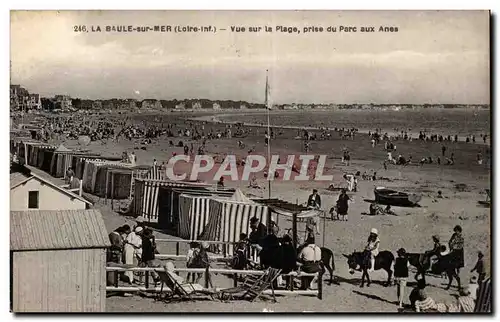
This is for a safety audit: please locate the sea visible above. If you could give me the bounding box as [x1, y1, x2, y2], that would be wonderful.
[211, 108, 490, 139]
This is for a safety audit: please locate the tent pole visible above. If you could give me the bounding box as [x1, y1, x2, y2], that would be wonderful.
[292, 213, 298, 249]
[105, 171, 109, 205]
[322, 211, 326, 248]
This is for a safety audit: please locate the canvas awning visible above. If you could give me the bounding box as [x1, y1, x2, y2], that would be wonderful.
[55, 144, 72, 152]
[255, 198, 321, 218]
[229, 188, 254, 203]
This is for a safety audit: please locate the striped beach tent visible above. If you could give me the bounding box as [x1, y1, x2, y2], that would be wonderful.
[178, 190, 235, 240]
[474, 277, 491, 313]
[199, 197, 272, 256]
[131, 178, 214, 224]
[146, 167, 166, 180]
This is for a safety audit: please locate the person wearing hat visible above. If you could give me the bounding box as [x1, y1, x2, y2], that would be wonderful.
[365, 228, 380, 272]
[123, 226, 143, 284]
[468, 276, 479, 301]
[248, 217, 267, 247]
[307, 189, 322, 209]
[395, 248, 410, 308]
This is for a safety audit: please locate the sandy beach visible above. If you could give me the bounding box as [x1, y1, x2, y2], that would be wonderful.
[29, 109, 490, 312]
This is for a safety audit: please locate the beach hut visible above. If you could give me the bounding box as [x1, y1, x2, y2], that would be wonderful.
[10, 209, 110, 312]
[80, 159, 136, 195]
[10, 171, 92, 211]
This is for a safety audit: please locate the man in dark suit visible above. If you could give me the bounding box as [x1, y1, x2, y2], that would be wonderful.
[307, 189, 322, 209]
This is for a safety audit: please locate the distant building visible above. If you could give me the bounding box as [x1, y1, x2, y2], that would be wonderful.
[28, 94, 41, 110]
[54, 95, 72, 110]
[213, 103, 221, 110]
[10, 172, 92, 211]
[191, 101, 202, 109]
[10, 85, 30, 111]
[10, 209, 110, 312]
[239, 104, 248, 110]
[141, 99, 162, 109]
[175, 102, 186, 110]
[92, 100, 103, 110]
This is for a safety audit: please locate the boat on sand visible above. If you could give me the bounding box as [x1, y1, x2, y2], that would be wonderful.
[374, 187, 422, 207]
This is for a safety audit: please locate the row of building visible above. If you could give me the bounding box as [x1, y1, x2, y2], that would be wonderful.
[10, 159, 109, 312]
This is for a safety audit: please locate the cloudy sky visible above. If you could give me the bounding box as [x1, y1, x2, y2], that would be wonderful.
[10, 10, 489, 104]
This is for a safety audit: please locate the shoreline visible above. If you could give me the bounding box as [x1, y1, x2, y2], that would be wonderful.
[189, 112, 490, 146]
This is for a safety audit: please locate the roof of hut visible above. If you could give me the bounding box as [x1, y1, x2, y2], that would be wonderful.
[10, 209, 110, 251]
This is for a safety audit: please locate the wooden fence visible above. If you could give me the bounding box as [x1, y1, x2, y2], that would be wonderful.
[106, 266, 323, 299]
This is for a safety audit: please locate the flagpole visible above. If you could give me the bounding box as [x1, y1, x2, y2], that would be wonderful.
[266, 69, 272, 199]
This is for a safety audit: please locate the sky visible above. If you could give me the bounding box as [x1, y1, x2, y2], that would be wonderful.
[10, 10, 490, 104]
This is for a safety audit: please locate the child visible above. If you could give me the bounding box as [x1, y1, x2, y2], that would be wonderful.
[468, 276, 479, 301]
[471, 251, 486, 283]
[395, 248, 409, 309]
[186, 242, 199, 283]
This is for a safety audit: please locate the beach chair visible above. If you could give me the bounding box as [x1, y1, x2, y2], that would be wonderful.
[474, 277, 491, 313]
[155, 269, 217, 302]
[217, 267, 282, 302]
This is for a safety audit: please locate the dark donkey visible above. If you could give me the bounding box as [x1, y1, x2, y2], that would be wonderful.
[407, 252, 461, 290]
[406, 252, 433, 281]
[343, 250, 394, 287]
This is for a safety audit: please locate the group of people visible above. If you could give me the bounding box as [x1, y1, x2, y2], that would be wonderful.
[107, 217, 159, 286]
[390, 225, 486, 312]
[230, 217, 323, 290]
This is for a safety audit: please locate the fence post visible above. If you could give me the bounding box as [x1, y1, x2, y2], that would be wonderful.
[145, 271, 150, 289]
[111, 172, 115, 211]
[233, 273, 238, 287]
[176, 242, 180, 256]
[317, 271, 323, 300]
[204, 267, 210, 288]
[290, 273, 294, 291]
[114, 268, 119, 287]
[222, 244, 227, 258]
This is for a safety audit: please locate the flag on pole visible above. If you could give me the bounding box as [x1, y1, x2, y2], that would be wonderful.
[265, 70, 272, 110]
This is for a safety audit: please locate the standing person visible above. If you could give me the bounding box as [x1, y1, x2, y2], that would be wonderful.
[280, 234, 298, 288]
[449, 225, 465, 275]
[107, 226, 125, 286]
[140, 228, 159, 284]
[307, 189, 322, 209]
[123, 226, 143, 284]
[395, 248, 410, 309]
[470, 251, 486, 283]
[441, 145, 447, 157]
[153, 158, 158, 168]
[336, 189, 351, 221]
[305, 215, 320, 240]
[365, 228, 380, 272]
[186, 242, 200, 283]
[343, 173, 357, 192]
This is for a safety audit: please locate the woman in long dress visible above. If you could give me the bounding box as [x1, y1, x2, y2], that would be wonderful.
[124, 226, 143, 284]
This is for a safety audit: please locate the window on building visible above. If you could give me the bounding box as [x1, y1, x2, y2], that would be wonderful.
[28, 191, 39, 209]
